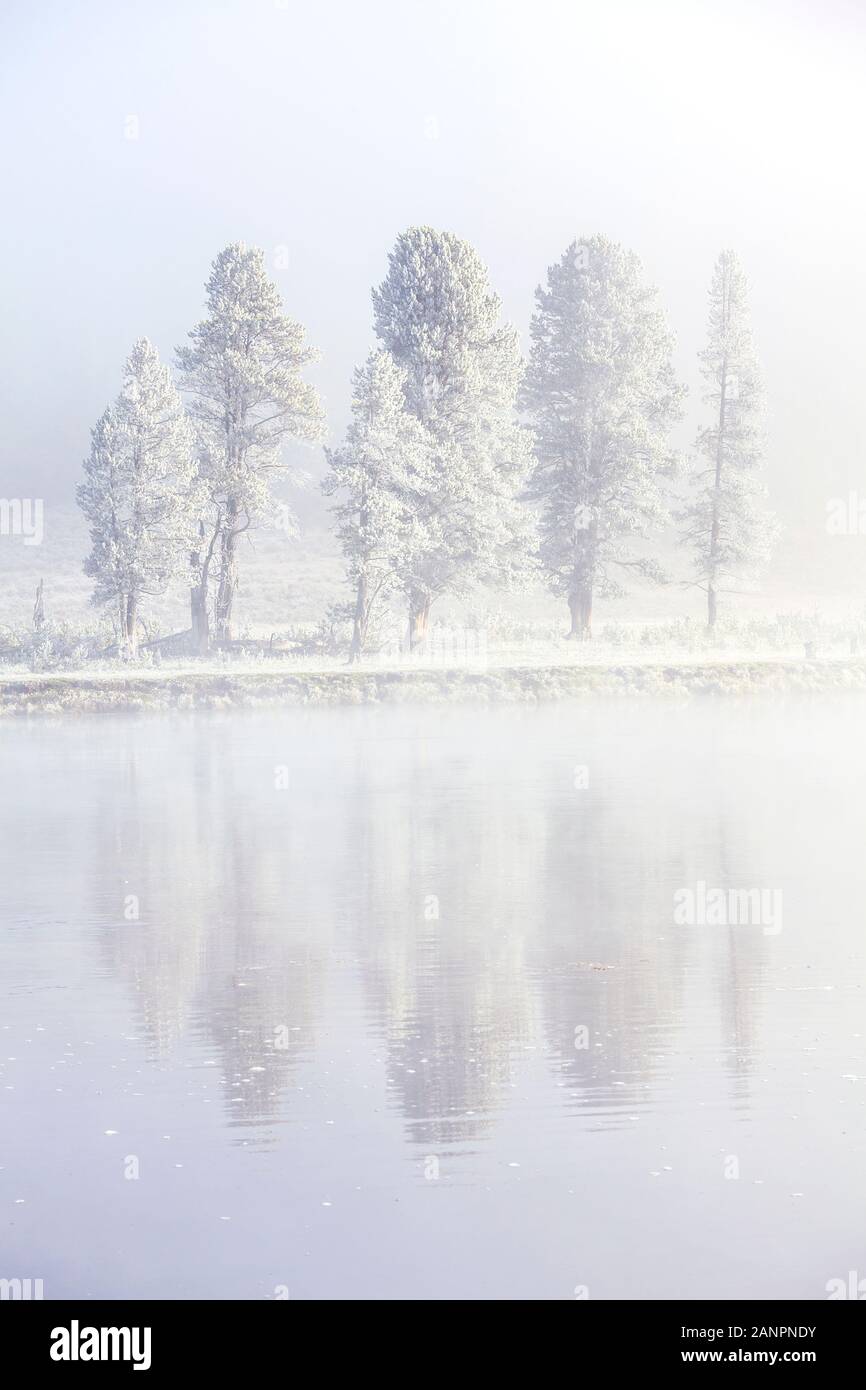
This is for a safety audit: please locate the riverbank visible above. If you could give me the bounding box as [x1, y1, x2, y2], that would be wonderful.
[3, 656, 866, 715]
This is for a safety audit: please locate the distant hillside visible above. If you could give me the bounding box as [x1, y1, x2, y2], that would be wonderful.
[0, 504, 345, 635]
[2, 501, 865, 637]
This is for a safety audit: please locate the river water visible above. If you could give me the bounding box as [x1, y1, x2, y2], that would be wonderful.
[1, 700, 864, 1299]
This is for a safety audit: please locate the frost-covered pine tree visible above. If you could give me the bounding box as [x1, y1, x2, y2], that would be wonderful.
[372, 227, 532, 645]
[520, 236, 684, 638]
[77, 338, 198, 655]
[323, 350, 431, 662]
[176, 243, 325, 645]
[681, 250, 777, 627]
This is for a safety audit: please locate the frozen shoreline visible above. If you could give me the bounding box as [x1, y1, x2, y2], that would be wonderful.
[3, 656, 866, 716]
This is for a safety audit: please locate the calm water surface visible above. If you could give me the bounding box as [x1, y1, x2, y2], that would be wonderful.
[1, 700, 864, 1299]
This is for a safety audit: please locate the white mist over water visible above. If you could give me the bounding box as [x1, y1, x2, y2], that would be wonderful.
[1, 699, 863, 1298]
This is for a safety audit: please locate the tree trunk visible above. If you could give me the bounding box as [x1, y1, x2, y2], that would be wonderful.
[33, 579, 45, 632]
[348, 575, 368, 664]
[190, 582, 210, 656]
[190, 525, 214, 657]
[568, 586, 592, 639]
[408, 591, 431, 650]
[126, 593, 138, 656]
[215, 509, 238, 644]
[118, 595, 129, 658]
[706, 361, 728, 629]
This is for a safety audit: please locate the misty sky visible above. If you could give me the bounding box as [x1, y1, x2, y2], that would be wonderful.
[2, 0, 864, 548]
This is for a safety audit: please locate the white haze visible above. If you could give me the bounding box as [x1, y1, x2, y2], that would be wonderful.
[1, 0, 864, 573]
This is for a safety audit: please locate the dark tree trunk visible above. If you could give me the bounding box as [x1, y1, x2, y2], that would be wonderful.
[707, 583, 718, 629]
[348, 575, 369, 664]
[190, 582, 210, 656]
[408, 591, 431, 650]
[215, 506, 238, 644]
[190, 524, 214, 657]
[126, 593, 138, 655]
[568, 585, 592, 640]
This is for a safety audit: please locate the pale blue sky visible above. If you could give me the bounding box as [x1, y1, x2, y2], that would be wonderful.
[2, 0, 864, 535]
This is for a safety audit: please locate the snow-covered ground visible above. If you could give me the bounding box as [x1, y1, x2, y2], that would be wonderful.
[3, 504, 866, 714]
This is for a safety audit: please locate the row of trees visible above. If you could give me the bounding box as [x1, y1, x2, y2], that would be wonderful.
[76, 231, 777, 656]
[78, 245, 323, 655]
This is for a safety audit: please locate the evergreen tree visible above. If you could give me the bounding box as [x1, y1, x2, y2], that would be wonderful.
[681, 250, 777, 626]
[177, 243, 325, 645]
[323, 350, 432, 662]
[372, 226, 532, 645]
[77, 338, 198, 655]
[520, 236, 683, 637]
